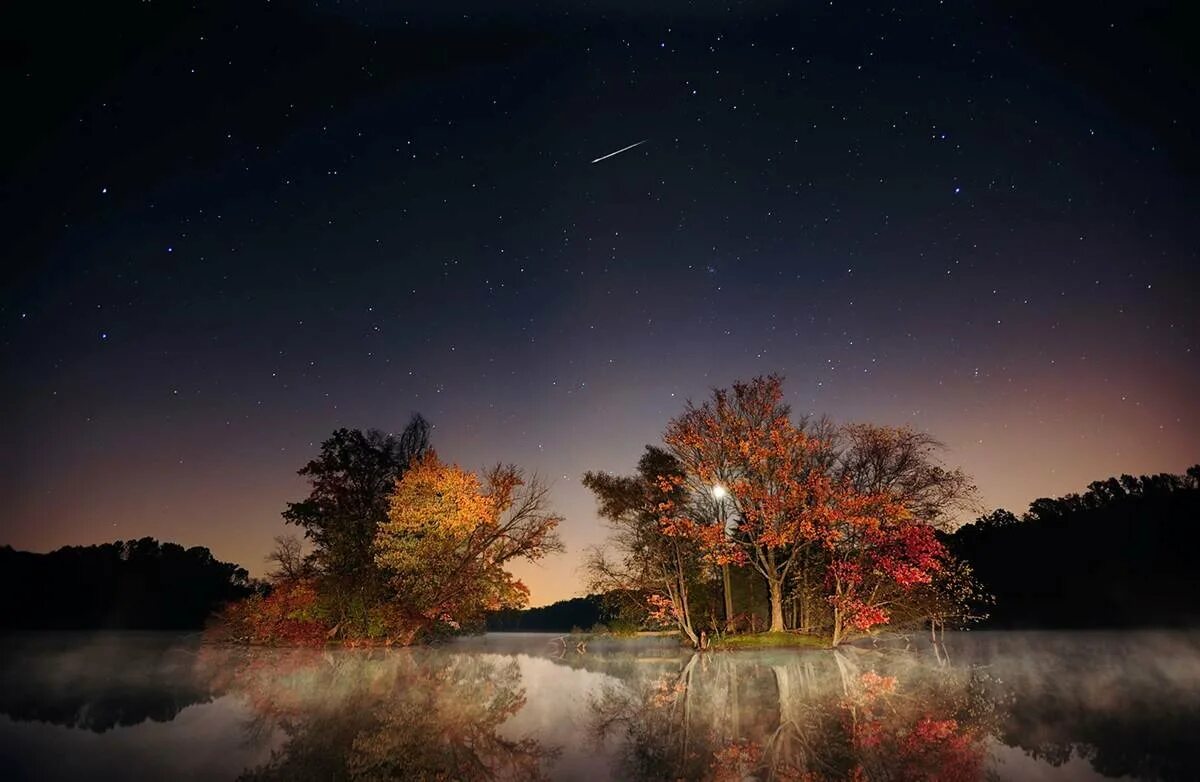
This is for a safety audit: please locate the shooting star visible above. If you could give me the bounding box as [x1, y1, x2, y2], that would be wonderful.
[591, 139, 648, 164]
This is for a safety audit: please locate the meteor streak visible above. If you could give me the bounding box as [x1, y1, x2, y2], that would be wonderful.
[591, 139, 648, 164]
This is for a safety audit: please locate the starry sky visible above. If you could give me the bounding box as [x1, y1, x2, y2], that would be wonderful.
[3, 1, 1197, 605]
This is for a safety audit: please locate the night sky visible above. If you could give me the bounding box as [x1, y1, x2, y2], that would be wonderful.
[3, 2, 1196, 605]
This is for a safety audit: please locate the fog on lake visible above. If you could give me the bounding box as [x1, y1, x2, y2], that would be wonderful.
[1, 631, 1197, 781]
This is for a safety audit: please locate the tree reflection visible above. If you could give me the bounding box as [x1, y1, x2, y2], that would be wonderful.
[976, 633, 1200, 782]
[588, 647, 998, 781]
[0, 634, 222, 732]
[225, 647, 558, 781]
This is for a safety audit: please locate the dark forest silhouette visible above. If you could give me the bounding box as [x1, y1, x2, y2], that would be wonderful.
[487, 595, 607, 632]
[944, 465, 1200, 629]
[0, 539, 253, 630]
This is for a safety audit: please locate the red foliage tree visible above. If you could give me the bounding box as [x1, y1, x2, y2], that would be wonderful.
[664, 375, 957, 642]
[822, 491, 949, 645]
[663, 375, 845, 633]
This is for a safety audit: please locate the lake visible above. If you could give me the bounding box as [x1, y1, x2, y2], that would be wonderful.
[1, 630, 1197, 780]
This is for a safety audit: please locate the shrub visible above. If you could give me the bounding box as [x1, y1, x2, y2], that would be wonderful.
[607, 616, 641, 636]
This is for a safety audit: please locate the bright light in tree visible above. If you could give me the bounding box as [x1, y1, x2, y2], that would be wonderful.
[712, 484, 727, 499]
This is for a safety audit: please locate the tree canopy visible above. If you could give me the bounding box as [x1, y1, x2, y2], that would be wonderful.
[282, 416, 430, 579]
[374, 453, 564, 639]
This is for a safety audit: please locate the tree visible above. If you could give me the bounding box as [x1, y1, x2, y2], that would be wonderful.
[821, 491, 948, 646]
[808, 423, 982, 640]
[283, 416, 430, 577]
[664, 375, 840, 633]
[947, 465, 1200, 629]
[836, 424, 978, 529]
[281, 415, 430, 630]
[662, 376, 973, 643]
[373, 452, 563, 641]
[486, 594, 612, 632]
[265, 534, 312, 583]
[583, 447, 709, 647]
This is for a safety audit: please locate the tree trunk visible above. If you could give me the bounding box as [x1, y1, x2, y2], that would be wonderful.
[728, 657, 741, 738]
[767, 578, 786, 632]
[722, 564, 734, 631]
[667, 577, 700, 649]
[798, 564, 808, 633]
[677, 595, 700, 649]
[773, 664, 800, 727]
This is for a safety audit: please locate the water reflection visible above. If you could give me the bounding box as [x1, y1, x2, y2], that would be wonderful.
[1, 632, 1198, 781]
[962, 633, 1200, 781]
[0, 633, 218, 732]
[228, 647, 558, 781]
[587, 647, 1000, 781]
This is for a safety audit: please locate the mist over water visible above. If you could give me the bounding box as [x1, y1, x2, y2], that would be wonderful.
[1, 631, 1197, 781]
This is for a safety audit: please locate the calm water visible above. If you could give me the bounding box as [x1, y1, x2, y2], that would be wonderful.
[1, 631, 1198, 781]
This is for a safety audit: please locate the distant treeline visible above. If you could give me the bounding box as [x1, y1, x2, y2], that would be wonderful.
[944, 466, 1200, 629]
[0, 539, 254, 630]
[487, 595, 608, 632]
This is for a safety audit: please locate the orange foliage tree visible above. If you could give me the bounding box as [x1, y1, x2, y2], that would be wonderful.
[664, 375, 845, 633]
[664, 376, 964, 642]
[373, 452, 564, 641]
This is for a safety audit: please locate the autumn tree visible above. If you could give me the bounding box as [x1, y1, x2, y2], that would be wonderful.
[283, 417, 431, 577]
[803, 424, 983, 640]
[664, 375, 840, 633]
[662, 376, 978, 643]
[373, 452, 563, 641]
[818, 491, 949, 645]
[582, 447, 709, 647]
[281, 416, 430, 632]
